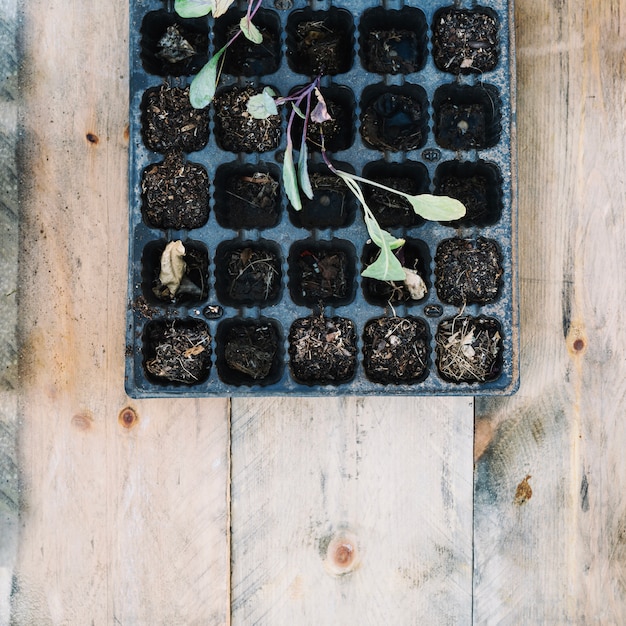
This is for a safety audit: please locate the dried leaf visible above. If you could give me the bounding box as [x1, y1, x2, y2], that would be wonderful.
[402, 267, 427, 299]
[159, 240, 186, 297]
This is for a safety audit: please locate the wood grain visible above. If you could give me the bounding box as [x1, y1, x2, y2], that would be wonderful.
[12, 1, 230, 623]
[474, 1, 626, 623]
[0, 0, 18, 622]
[230, 397, 473, 625]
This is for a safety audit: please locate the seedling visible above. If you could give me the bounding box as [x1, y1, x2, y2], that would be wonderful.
[174, 0, 264, 108]
[248, 82, 466, 283]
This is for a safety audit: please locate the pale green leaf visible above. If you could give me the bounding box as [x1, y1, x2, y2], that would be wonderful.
[212, 0, 237, 18]
[283, 147, 301, 211]
[174, 0, 214, 18]
[240, 16, 263, 43]
[189, 47, 226, 109]
[361, 246, 406, 281]
[298, 143, 313, 200]
[246, 87, 278, 119]
[406, 194, 466, 221]
[291, 103, 306, 119]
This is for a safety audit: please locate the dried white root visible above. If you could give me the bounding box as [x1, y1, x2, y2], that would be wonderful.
[159, 240, 186, 298]
[402, 267, 428, 300]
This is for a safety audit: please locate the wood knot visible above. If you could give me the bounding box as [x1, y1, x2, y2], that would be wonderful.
[71, 412, 93, 431]
[86, 132, 99, 145]
[118, 406, 138, 429]
[322, 532, 360, 576]
[566, 322, 587, 357]
[514, 474, 532, 505]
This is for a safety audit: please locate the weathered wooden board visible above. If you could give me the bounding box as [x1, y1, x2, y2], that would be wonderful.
[230, 397, 473, 625]
[0, 0, 18, 623]
[474, 1, 626, 623]
[11, 0, 230, 623]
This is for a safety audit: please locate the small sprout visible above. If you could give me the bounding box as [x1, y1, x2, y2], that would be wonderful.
[246, 87, 278, 118]
[158, 240, 186, 298]
[402, 267, 428, 300]
[176, 0, 265, 108]
[240, 15, 263, 44]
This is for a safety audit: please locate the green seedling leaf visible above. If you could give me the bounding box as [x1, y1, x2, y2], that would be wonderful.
[361, 245, 406, 282]
[174, 0, 215, 18]
[283, 145, 301, 211]
[246, 87, 278, 119]
[240, 16, 263, 43]
[337, 173, 406, 282]
[189, 47, 226, 109]
[407, 193, 466, 221]
[298, 143, 313, 200]
[291, 103, 306, 119]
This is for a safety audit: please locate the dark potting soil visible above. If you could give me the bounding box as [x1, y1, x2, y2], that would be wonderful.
[289, 242, 355, 307]
[290, 172, 354, 229]
[435, 103, 486, 150]
[213, 85, 282, 153]
[140, 10, 209, 76]
[216, 11, 282, 76]
[216, 244, 282, 307]
[141, 84, 210, 153]
[432, 8, 499, 75]
[435, 163, 503, 227]
[289, 314, 357, 385]
[360, 90, 428, 152]
[217, 320, 281, 385]
[364, 175, 423, 228]
[287, 9, 354, 75]
[291, 94, 354, 153]
[435, 315, 502, 383]
[434, 237, 502, 306]
[143, 319, 212, 385]
[362, 316, 429, 385]
[141, 151, 209, 230]
[364, 30, 423, 74]
[216, 169, 281, 229]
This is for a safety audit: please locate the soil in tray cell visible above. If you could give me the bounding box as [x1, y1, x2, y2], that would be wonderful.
[143, 319, 212, 386]
[360, 84, 429, 152]
[435, 315, 503, 384]
[141, 84, 210, 154]
[214, 162, 281, 230]
[216, 318, 283, 386]
[215, 240, 282, 307]
[433, 83, 501, 151]
[213, 85, 282, 153]
[288, 163, 357, 229]
[432, 7, 500, 75]
[358, 7, 428, 75]
[362, 238, 430, 307]
[140, 10, 209, 77]
[434, 160, 503, 227]
[362, 160, 429, 228]
[214, 8, 282, 76]
[288, 239, 356, 308]
[143, 239, 210, 305]
[435, 237, 503, 306]
[289, 314, 357, 386]
[290, 85, 355, 153]
[141, 151, 210, 230]
[286, 7, 355, 76]
[362, 316, 429, 385]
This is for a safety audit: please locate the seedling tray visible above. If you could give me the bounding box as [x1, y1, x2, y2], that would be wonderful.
[126, 0, 517, 397]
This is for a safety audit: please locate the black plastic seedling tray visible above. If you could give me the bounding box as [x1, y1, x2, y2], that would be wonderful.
[126, 0, 517, 397]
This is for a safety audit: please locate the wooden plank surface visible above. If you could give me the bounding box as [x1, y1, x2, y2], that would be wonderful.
[11, 1, 230, 623]
[0, 0, 18, 622]
[8, 0, 626, 623]
[230, 397, 473, 625]
[474, 1, 626, 623]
